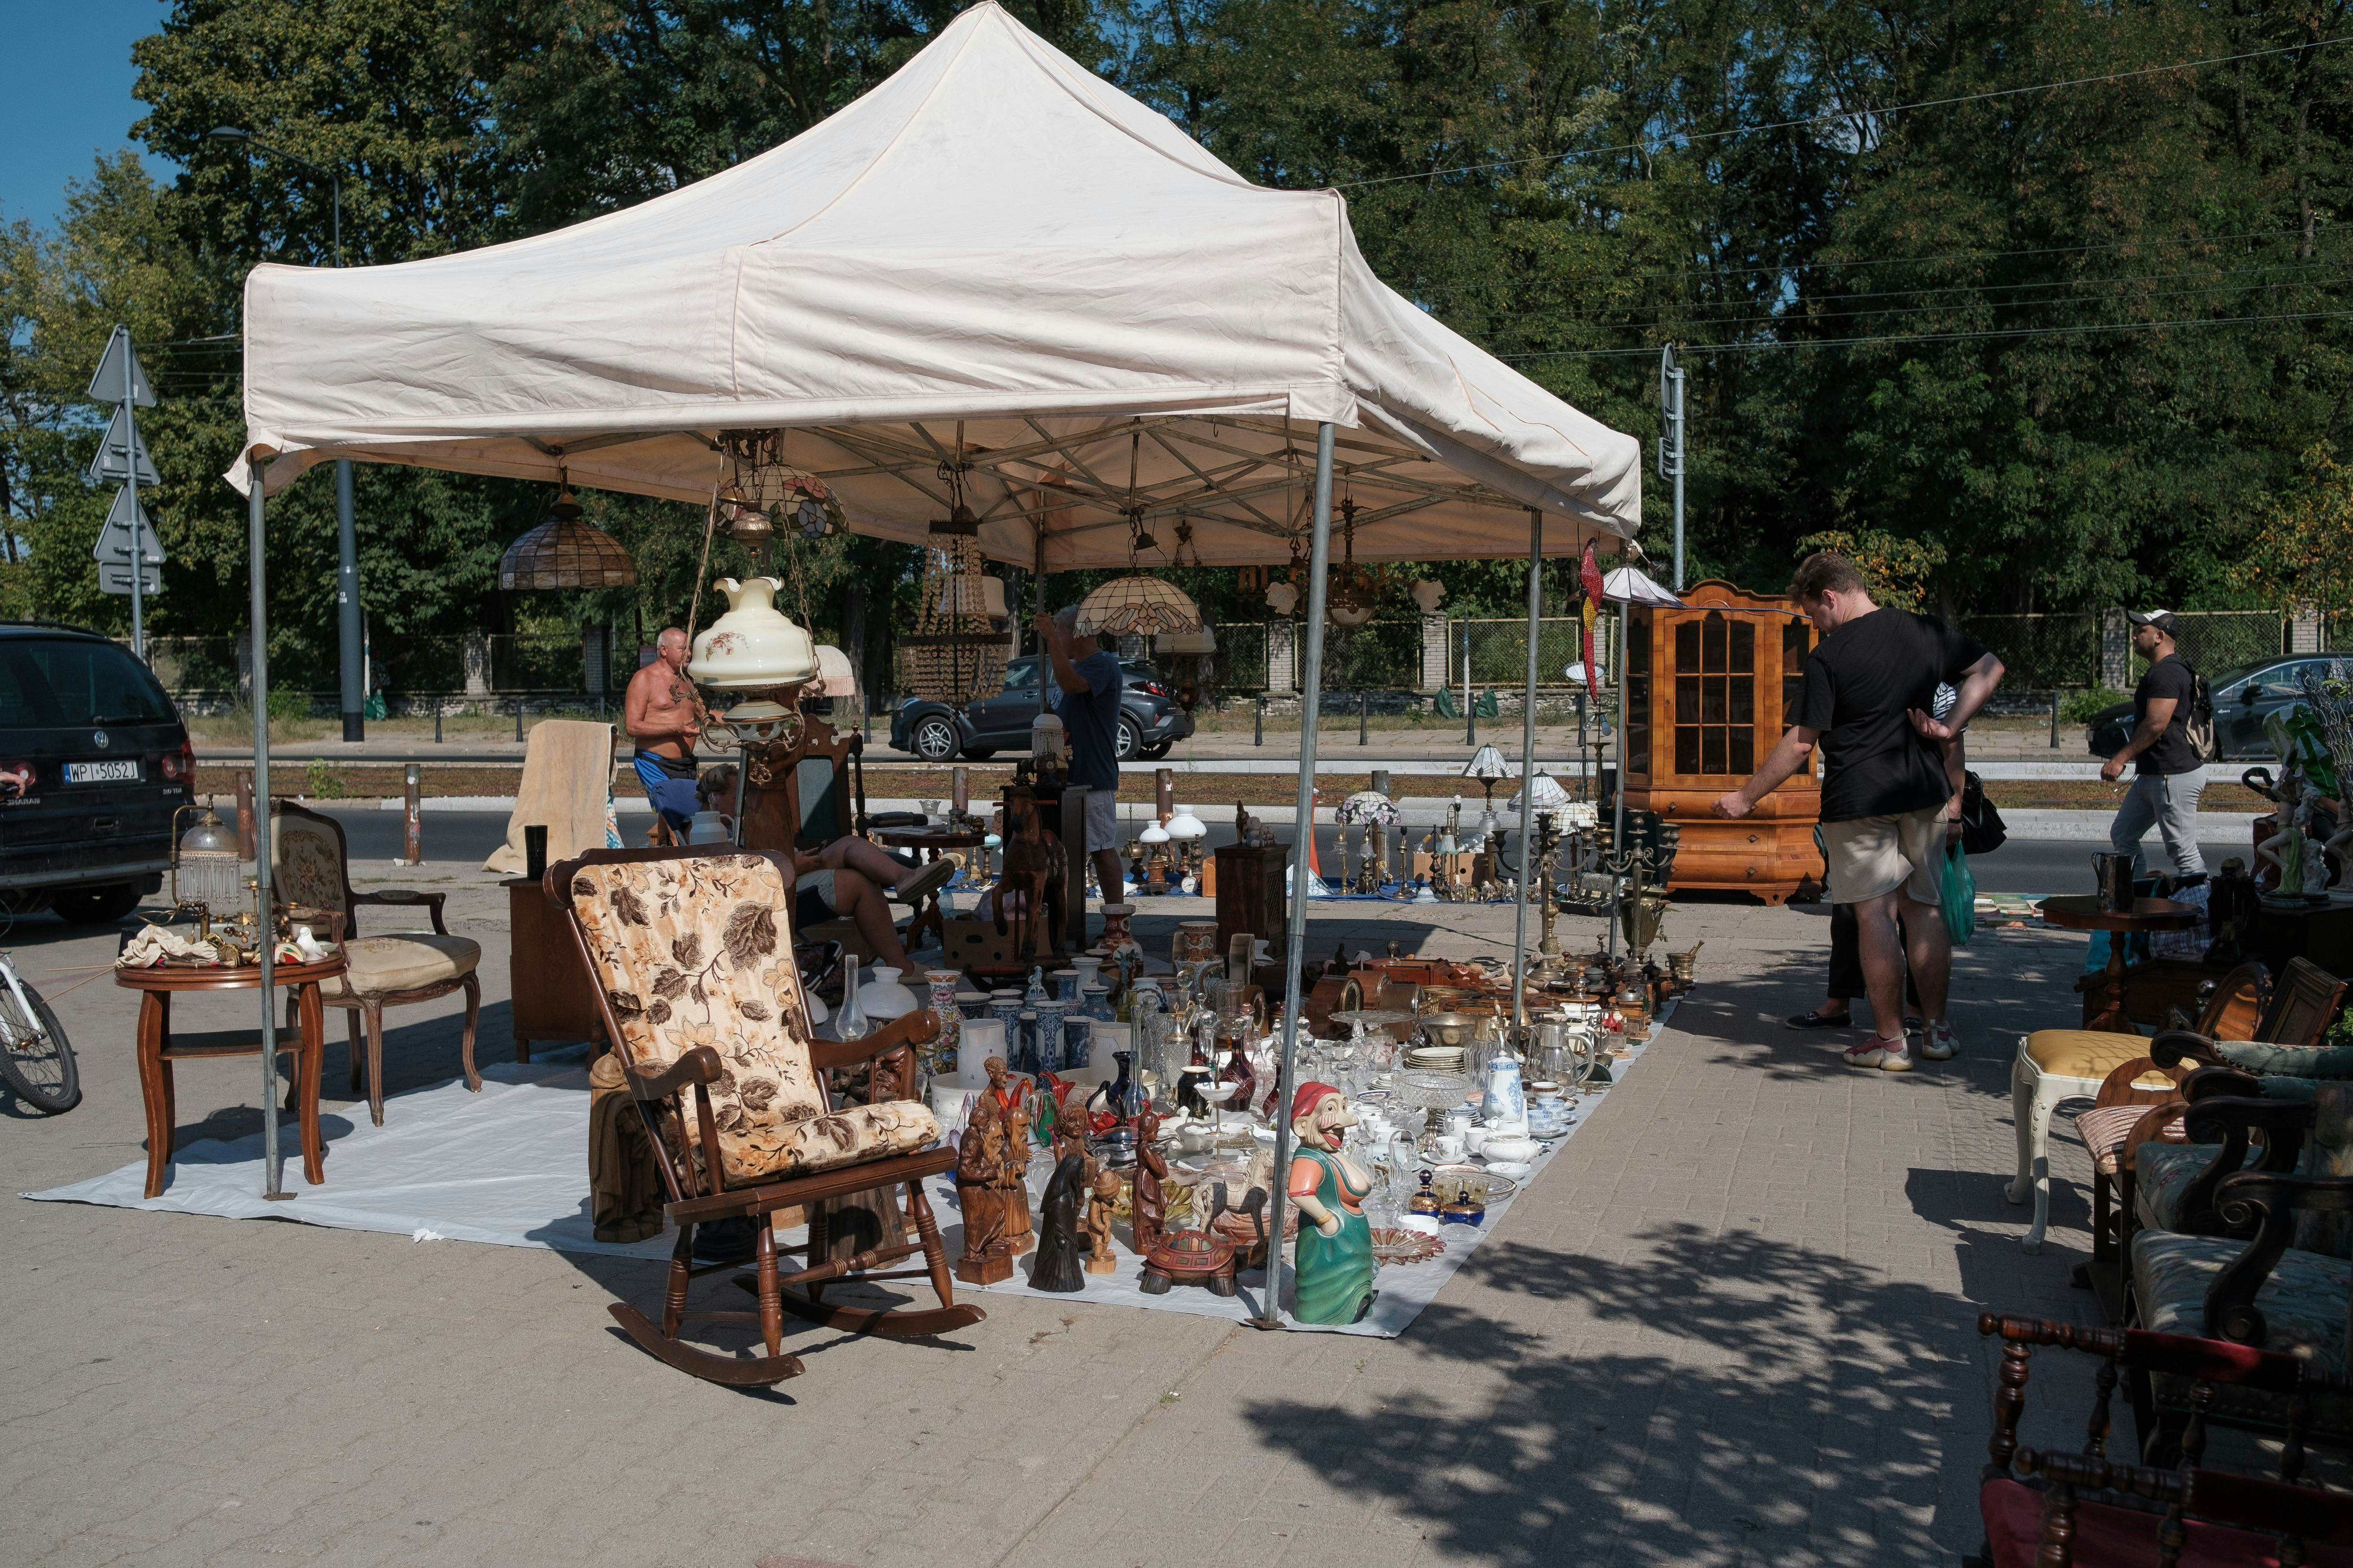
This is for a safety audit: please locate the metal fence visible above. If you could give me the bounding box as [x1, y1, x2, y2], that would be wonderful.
[1461, 616, 1606, 688]
[1955, 613, 2099, 691]
[2170, 611, 2287, 679]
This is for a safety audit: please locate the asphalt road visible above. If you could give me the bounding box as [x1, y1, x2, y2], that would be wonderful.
[320, 808, 2201, 898]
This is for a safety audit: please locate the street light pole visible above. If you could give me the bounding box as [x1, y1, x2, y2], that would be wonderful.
[208, 128, 362, 740]
[1659, 344, 1687, 593]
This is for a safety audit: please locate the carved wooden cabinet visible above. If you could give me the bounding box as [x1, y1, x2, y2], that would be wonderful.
[1621, 580, 1824, 904]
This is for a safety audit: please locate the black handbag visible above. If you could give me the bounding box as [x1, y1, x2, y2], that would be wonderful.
[1958, 771, 2006, 856]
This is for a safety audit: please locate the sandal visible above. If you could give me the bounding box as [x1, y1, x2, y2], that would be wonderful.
[1786, 1008, 1855, 1030]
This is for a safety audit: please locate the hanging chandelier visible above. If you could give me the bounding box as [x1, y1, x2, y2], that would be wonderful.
[717, 428, 841, 548]
[1326, 498, 1385, 628]
[899, 456, 1007, 709]
[498, 470, 638, 590]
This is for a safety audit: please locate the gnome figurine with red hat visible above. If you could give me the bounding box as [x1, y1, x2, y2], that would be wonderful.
[1287, 1081, 1377, 1325]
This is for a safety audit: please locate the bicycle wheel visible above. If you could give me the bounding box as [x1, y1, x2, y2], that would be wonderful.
[0, 976, 80, 1114]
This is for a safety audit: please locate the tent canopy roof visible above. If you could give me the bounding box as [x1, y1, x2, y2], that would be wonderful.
[236, 2, 1641, 565]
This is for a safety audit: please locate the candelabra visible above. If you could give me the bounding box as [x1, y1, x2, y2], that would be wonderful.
[1529, 810, 1564, 975]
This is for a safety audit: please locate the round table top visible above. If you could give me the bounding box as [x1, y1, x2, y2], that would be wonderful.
[2035, 894, 2201, 933]
[114, 953, 350, 992]
[876, 827, 985, 849]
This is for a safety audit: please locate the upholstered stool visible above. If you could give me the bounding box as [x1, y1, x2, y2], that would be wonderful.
[2009, 1029, 2156, 1252]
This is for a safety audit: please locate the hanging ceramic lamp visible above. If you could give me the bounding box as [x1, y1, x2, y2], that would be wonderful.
[688, 576, 818, 724]
[498, 482, 637, 591]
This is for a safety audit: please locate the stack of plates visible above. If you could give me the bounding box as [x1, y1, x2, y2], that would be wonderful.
[1406, 1045, 1466, 1072]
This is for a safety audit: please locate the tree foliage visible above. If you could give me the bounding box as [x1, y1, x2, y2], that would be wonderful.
[0, 0, 2346, 690]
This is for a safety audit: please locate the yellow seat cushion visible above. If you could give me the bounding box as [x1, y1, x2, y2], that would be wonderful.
[322, 934, 481, 999]
[2024, 1029, 2150, 1080]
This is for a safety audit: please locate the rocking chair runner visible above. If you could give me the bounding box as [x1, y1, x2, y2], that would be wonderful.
[550, 844, 983, 1387]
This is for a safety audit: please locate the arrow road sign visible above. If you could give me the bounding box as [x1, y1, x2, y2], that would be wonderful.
[85, 404, 160, 487]
[100, 563, 162, 597]
[87, 327, 156, 408]
[92, 488, 165, 567]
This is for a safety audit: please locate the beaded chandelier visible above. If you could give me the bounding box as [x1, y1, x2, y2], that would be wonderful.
[899, 462, 1007, 708]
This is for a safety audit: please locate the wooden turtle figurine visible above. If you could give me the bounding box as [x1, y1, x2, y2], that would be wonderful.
[1136, 1181, 1259, 1297]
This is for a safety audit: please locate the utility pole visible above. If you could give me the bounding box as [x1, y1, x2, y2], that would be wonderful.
[1659, 344, 1687, 593]
[209, 126, 363, 738]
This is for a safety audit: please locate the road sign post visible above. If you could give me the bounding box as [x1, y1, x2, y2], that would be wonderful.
[88, 328, 160, 656]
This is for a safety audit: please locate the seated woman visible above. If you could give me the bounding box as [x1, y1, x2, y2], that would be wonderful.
[789, 840, 952, 970]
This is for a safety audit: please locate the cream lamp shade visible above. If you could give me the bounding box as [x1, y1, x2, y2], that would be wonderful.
[1076, 575, 1203, 637]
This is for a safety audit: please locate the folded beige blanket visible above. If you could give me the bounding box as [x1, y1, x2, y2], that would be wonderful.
[485, 720, 617, 876]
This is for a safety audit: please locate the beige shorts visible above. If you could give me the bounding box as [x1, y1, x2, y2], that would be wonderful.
[1080, 788, 1118, 852]
[1822, 807, 1945, 906]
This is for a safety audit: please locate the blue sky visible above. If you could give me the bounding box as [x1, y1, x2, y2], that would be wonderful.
[0, 1, 175, 231]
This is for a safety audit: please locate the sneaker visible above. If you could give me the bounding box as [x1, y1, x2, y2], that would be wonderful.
[1844, 1036, 1906, 1069]
[1917, 1022, 1959, 1061]
[1878, 1041, 1915, 1072]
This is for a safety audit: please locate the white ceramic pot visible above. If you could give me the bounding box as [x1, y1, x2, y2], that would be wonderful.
[687, 810, 731, 844]
[687, 576, 818, 717]
[857, 966, 919, 1023]
[1481, 1135, 1541, 1164]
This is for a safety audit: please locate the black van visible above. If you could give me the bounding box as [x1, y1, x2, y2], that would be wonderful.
[0, 625, 195, 923]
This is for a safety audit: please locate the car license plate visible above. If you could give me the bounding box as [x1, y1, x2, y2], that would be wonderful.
[64, 760, 140, 784]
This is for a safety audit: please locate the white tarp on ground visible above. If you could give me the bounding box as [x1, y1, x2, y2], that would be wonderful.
[232, 2, 1640, 563]
[23, 1026, 1660, 1338]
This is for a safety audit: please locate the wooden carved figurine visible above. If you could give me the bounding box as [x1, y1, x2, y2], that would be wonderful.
[985, 1056, 1037, 1256]
[952, 1103, 1013, 1286]
[1029, 1153, 1089, 1292]
[1287, 1080, 1376, 1326]
[1130, 1107, 1169, 1256]
[1083, 1160, 1120, 1273]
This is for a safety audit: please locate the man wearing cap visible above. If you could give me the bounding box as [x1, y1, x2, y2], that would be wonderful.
[2101, 610, 2207, 879]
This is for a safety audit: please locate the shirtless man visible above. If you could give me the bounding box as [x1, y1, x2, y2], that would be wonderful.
[625, 629, 706, 833]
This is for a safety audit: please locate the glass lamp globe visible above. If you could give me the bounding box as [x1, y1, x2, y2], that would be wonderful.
[1139, 821, 1171, 845]
[1166, 806, 1207, 840]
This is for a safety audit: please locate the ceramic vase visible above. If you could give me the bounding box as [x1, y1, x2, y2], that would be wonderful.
[957, 1017, 1007, 1089]
[1481, 1052, 1527, 1129]
[925, 970, 962, 1071]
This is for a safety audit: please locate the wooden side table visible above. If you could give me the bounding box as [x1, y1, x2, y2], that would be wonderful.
[115, 955, 347, 1199]
[2037, 895, 2202, 1032]
[504, 877, 604, 1059]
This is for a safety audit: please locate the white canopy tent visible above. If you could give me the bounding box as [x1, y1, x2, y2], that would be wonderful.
[227, 3, 1643, 1315]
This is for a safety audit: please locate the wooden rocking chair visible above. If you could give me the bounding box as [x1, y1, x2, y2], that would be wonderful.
[550, 844, 982, 1386]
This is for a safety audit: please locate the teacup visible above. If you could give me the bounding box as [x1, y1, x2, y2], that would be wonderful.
[1432, 1133, 1466, 1162]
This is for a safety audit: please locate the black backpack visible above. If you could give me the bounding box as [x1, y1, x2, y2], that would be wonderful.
[1958, 771, 2006, 856]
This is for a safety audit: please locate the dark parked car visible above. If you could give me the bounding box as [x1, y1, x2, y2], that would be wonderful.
[891, 655, 1194, 763]
[2087, 654, 2348, 762]
[0, 625, 195, 922]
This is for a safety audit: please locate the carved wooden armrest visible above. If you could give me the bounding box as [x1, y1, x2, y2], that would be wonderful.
[2207, 1168, 2353, 1348]
[2174, 1096, 2317, 1236]
[353, 887, 449, 934]
[2183, 1064, 2265, 1102]
[807, 1009, 939, 1072]
[2152, 1029, 2226, 1069]
[628, 1046, 724, 1102]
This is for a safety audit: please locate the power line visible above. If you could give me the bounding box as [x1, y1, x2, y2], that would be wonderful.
[1499, 309, 2353, 360]
[1334, 35, 2350, 190]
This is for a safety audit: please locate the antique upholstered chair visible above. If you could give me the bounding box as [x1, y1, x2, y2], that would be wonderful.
[2011, 959, 2305, 1253]
[272, 802, 482, 1126]
[552, 845, 982, 1386]
[1973, 1312, 2353, 1563]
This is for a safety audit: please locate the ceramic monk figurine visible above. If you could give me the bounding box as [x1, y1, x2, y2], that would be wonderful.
[952, 1104, 1013, 1286]
[1287, 1080, 1376, 1326]
[1030, 1153, 1089, 1292]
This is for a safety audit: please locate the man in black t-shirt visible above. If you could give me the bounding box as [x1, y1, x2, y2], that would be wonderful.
[1713, 552, 2006, 1072]
[2100, 609, 2208, 879]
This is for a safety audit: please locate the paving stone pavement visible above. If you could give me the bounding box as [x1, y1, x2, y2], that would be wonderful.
[2, 863, 2166, 1567]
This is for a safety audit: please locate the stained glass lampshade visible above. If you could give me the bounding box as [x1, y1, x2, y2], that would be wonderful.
[1076, 575, 1202, 637]
[1464, 744, 1514, 784]
[498, 488, 637, 590]
[1508, 770, 1570, 814]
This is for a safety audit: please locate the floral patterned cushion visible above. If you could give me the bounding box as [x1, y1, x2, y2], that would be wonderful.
[565, 852, 937, 1187]
[2134, 1140, 2257, 1235]
[2132, 1228, 2351, 1375]
[272, 815, 347, 916]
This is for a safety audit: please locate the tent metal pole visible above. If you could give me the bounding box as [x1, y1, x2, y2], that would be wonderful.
[249, 460, 288, 1200]
[1253, 419, 1334, 1333]
[1609, 603, 1629, 963]
[1510, 508, 1540, 1041]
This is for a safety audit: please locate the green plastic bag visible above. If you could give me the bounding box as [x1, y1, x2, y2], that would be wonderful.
[1940, 840, 1976, 946]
